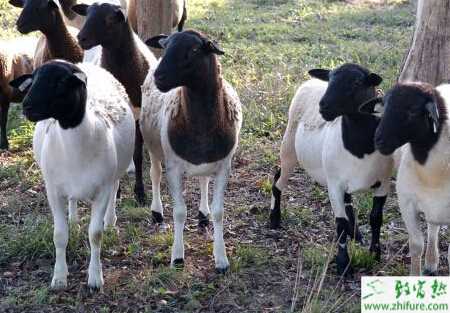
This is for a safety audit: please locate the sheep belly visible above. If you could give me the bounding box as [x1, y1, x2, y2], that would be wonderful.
[295, 124, 328, 185]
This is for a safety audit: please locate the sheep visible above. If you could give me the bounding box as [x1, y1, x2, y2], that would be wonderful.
[73, 2, 157, 205]
[9, 60, 135, 289]
[9, 0, 84, 68]
[140, 30, 242, 272]
[0, 37, 36, 150]
[363, 82, 450, 276]
[58, 0, 127, 29]
[270, 63, 394, 275]
[127, 0, 187, 33]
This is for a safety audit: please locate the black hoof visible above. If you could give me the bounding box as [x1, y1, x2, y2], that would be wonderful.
[173, 258, 184, 270]
[87, 285, 102, 294]
[215, 266, 229, 274]
[423, 269, 438, 276]
[336, 253, 353, 277]
[0, 141, 8, 151]
[269, 211, 281, 229]
[198, 212, 210, 229]
[152, 211, 164, 224]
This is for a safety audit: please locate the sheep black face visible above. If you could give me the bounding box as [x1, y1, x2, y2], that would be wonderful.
[145, 30, 224, 93]
[73, 3, 127, 50]
[309, 63, 382, 121]
[9, 60, 87, 129]
[10, 0, 60, 34]
[368, 83, 443, 157]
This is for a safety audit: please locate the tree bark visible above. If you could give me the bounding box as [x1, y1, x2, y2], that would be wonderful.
[136, 0, 173, 57]
[399, 0, 450, 85]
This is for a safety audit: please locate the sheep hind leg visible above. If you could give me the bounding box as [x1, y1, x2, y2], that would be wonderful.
[198, 176, 210, 231]
[133, 121, 146, 205]
[344, 193, 363, 244]
[270, 135, 297, 229]
[0, 101, 10, 150]
[369, 195, 387, 261]
[68, 199, 79, 225]
[424, 223, 440, 275]
[104, 180, 119, 229]
[149, 152, 168, 231]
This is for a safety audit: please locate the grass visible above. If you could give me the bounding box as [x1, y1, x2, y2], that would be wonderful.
[0, 0, 425, 312]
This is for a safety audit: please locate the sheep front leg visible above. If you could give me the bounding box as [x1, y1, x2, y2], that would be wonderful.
[328, 184, 352, 276]
[400, 196, 423, 275]
[104, 180, 120, 229]
[88, 187, 111, 290]
[48, 188, 69, 289]
[0, 101, 10, 150]
[211, 162, 231, 273]
[424, 223, 440, 275]
[198, 176, 210, 230]
[166, 163, 186, 267]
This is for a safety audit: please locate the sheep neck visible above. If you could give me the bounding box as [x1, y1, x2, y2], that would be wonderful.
[101, 25, 148, 108]
[341, 113, 380, 159]
[168, 56, 237, 165]
[43, 13, 83, 63]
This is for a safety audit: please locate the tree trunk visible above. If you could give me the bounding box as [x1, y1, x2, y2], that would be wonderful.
[136, 0, 173, 57]
[399, 0, 450, 85]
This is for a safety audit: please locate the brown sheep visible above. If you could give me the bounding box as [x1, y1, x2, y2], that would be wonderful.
[0, 37, 36, 150]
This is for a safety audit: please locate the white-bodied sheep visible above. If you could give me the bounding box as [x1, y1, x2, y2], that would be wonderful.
[10, 60, 135, 289]
[0, 37, 36, 150]
[73, 2, 157, 204]
[140, 30, 242, 272]
[366, 82, 450, 276]
[271, 63, 394, 275]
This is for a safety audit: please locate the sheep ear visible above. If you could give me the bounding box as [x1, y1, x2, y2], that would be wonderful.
[205, 40, 224, 55]
[425, 101, 440, 133]
[366, 73, 383, 86]
[145, 35, 169, 49]
[47, 0, 59, 9]
[308, 69, 330, 81]
[9, 74, 33, 92]
[72, 71, 87, 85]
[359, 97, 384, 116]
[71, 4, 89, 16]
[9, 0, 24, 8]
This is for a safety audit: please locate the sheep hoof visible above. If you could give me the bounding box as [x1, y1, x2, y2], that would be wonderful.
[172, 258, 184, 270]
[134, 187, 146, 205]
[423, 269, 438, 276]
[152, 211, 164, 224]
[269, 213, 281, 229]
[215, 266, 229, 274]
[198, 212, 210, 229]
[50, 277, 68, 290]
[336, 252, 353, 277]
